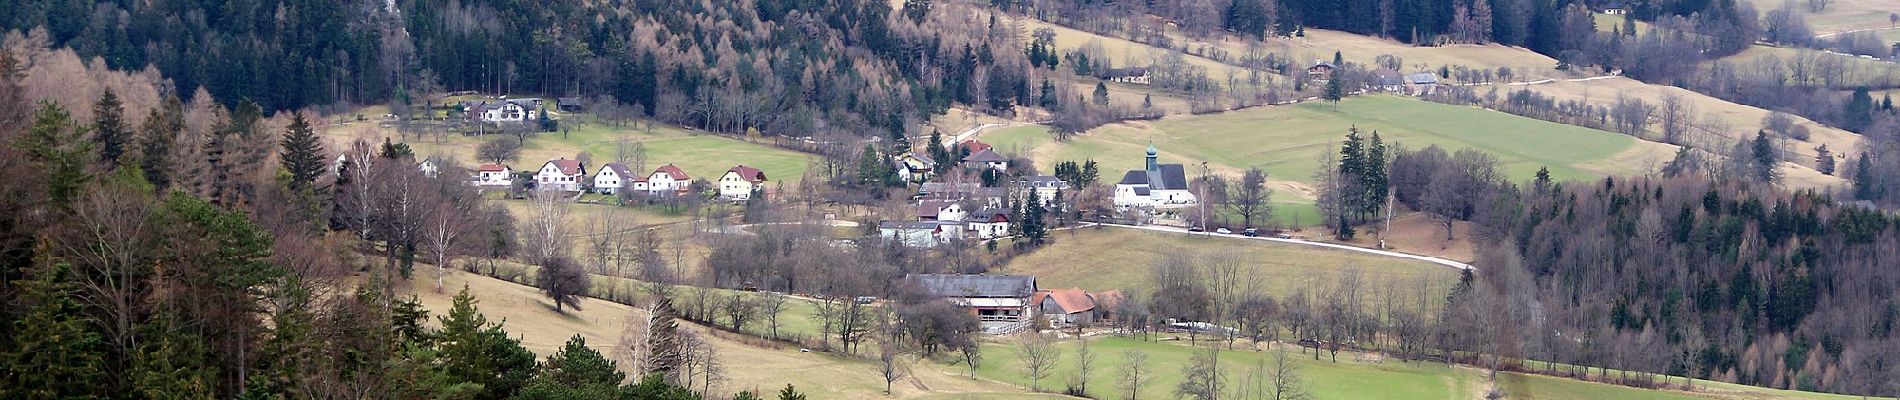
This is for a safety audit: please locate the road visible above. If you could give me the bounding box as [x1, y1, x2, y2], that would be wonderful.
[1815, 25, 1899, 38]
[946, 123, 1004, 144]
[1090, 222, 1476, 271]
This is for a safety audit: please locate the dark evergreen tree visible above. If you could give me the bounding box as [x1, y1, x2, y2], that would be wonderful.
[1750, 130, 1780, 183]
[1843, 87, 1874, 132]
[92, 88, 130, 169]
[1021, 188, 1048, 245]
[138, 96, 184, 191]
[1323, 73, 1345, 107]
[1092, 82, 1110, 106]
[21, 102, 93, 207]
[926, 130, 950, 175]
[535, 335, 624, 387]
[435, 286, 537, 400]
[1853, 155, 1878, 200]
[279, 113, 326, 191]
[1, 264, 107, 399]
[1363, 131, 1389, 216]
[1814, 145, 1835, 176]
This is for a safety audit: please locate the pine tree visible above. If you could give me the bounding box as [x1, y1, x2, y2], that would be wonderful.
[1843, 87, 1874, 132]
[1750, 130, 1781, 183]
[1336, 127, 1367, 221]
[1323, 74, 1344, 108]
[435, 286, 537, 400]
[1038, 79, 1057, 108]
[93, 88, 131, 169]
[130, 315, 216, 399]
[2, 264, 108, 399]
[859, 145, 886, 186]
[778, 384, 809, 400]
[1814, 144, 1835, 176]
[1362, 131, 1388, 217]
[536, 335, 624, 386]
[1533, 167, 1552, 191]
[1853, 155, 1877, 200]
[139, 96, 185, 191]
[279, 113, 326, 191]
[1092, 82, 1110, 106]
[22, 101, 93, 206]
[926, 129, 949, 175]
[1022, 188, 1048, 245]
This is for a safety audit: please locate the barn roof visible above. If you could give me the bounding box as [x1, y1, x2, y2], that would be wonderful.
[908, 274, 1036, 298]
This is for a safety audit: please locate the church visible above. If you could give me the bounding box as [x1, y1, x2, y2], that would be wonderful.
[1113, 144, 1198, 209]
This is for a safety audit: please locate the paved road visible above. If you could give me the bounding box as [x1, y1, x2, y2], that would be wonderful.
[1090, 223, 1476, 271]
[947, 123, 1004, 144]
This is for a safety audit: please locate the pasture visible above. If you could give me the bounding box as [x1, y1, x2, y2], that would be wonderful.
[326, 119, 817, 185]
[996, 225, 1462, 299]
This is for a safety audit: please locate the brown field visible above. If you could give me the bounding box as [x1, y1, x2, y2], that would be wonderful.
[401, 270, 1046, 399]
[1747, 0, 1900, 34]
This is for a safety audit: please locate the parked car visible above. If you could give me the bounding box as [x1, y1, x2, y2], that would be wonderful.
[1215, 227, 1232, 234]
[1243, 228, 1260, 237]
[1188, 226, 1205, 232]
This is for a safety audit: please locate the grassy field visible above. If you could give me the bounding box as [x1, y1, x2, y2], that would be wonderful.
[1746, 0, 1900, 34]
[326, 119, 817, 185]
[983, 95, 1669, 208]
[997, 225, 1461, 298]
[1720, 45, 1900, 88]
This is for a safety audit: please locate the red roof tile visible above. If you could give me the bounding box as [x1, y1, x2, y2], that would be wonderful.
[727, 165, 766, 182]
[652, 163, 689, 180]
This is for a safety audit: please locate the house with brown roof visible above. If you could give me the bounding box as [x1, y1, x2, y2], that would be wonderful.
[1033, 288, 1124, 328]
[916, 200, 967, 221]
[644, 163, 691, 195]
[1307, 61, 1337, 81]
[534, 159, 586, 192]
[718, 165, 767, 200]
[474, 163, 514, 186]
[963, 148, 1009, 171]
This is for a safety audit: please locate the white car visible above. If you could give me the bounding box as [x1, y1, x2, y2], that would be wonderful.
[1215, 227, 1233, 234]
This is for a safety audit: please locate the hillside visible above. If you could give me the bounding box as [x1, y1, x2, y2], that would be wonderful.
[326, 118, 817, 185]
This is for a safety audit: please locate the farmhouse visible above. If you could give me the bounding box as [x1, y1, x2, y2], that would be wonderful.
[1113, 144, 1197, 209]
[534, 158, 587, 192]
[958, 140, 992, 153]
[593, 163, 640, 194]
[1100, 67, 1151, 85]
[1406, 73, 1440, 96]
[916, 200, 967, 221]
[966, 208, 1011, 239]
[895, 152, 937, 182]
[556, 97, 584, 112]
[908, 274, 1037, 332]
[473, 163, 514, 186]
[1602, 2, 1629, 15]
[1033, 288, 1127, 328]
[718, 165, 767, 200]
[1307, 61, 1337, 81]
[1371, 69, 1406, 92]
[644, 163, 691, 195]
[465, 99, 541, 123]
[879, 221, 963, 246]
[963, 148, 1009, 171]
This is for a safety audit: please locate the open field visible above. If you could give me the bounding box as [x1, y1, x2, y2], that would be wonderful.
[1748, 0, 1900, 34]
[983, 95, 1670, 206]
[1721, 45, 1900, 88]
[1517, 76, 1858, 191]
[325, 119, 817, 185]
[401, 269, 1046, 399]
[996, 225, 1461, 298]
[1011, 16, 1256, 84]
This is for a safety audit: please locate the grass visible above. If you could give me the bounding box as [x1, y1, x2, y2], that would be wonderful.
[999, 225, 1461, 298]
[981, 95, 1668, 223]
[326, 119, 817, 185]
[1746, 0, 1900, 34]
[966, 336, 1479, 400]
[1720, 45, 1900, 88]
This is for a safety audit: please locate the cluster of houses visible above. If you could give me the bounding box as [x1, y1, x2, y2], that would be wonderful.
[1308, 61, 1441, 96]
[906, 274, 1124, 334]
[879, 140, 1076, 246]
[470, 158, 768, 200]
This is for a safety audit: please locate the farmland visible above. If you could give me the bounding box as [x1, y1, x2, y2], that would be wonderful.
[326, 118, 818, 185]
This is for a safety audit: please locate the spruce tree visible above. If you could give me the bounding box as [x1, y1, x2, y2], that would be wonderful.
[1843, 87, 1873, 132]
[1336, 127, 1367, 221]
[926, 129, 949, 175]
[1750, 130, 1780, 183]
[22, 102, 93, 207]
[1022, 188, 1048, 245]
[1362, 131, 1388, 217]
[857, 144, 885, 186]
[92, 88, 131, 169]
[1323, 74, 1344, 108]
[1092, 82, 1110, 106]
[435, 286, 536, 400]
[1853, 155, 1877, 200]
[139, 96, 184, 191]
[2, 264, 108, 399]
[279, 113, 326, 190]
[536, 335, 624, 387]
[1814, 144, 1835, 176]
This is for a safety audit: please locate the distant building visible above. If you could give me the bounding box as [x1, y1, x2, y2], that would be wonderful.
[916, 200, 968, 222]
[1015, 175, 1071, 206]
[1370, 68, 1406, 92]
[465, 99, 541, 123]
[474, 163, 514, 186]
[556, 97, 584, 112]
[719, 165, 768, 200]
[594, 163, 639, 194]
[1113, 144, 1197, 209]
[1307, 61, 1337, 81]
[1602, 2, 1630, 15]
[535, 159, 587, 192]
[919, 182, 1008, 208]
[644, 163, 691, 196]
[895, 152, 937, 182]
[963, 148, 1009, 171]
[1406, 73, 1440, 96]
[959, 140, 993, 154]
[966, 208, 1011, 239]
[879, 220, 963, 246]
[908, 274, 1037, 332]
[1100, 67, 1152, 85]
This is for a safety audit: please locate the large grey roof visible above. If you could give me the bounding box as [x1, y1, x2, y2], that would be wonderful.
[1154, 164, 1189, 190]
[1118, 170, 1149, 185]
[908, 274, 1036, 298]
[963, 148, 1007, 163]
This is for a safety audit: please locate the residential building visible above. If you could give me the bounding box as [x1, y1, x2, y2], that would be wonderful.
[1015, 175, 1071, 206]
[645, 163, 691, 195]
[1370, 68, 1406, 92]
[918, 182, 1008, 208]
[908, 274, 1037, 332]
[1307, 61, 1337, 81]
[1100, 67, 1152, 85]
[556, 97, 584, 112]
[719, 165, 767, 200]
[963, 148, 1009, 171]
[1113, 144, 1197, 209]
[1406, 73, 1440, 96]
[895, 152, 937, 182]
[1032, 288, 1097, 328]
[917, 200, 967, 221]
[594, 163, 640, 194]
[474, 163, 514, 186]
[534, 158, 587, 192]
[465, 99, 541, 123]
[966, 208, 1011, 239]
[879, 220, 963, 247]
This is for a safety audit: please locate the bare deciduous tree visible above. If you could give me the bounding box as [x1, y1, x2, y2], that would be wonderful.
[1120, 350, 1150, 400]
[1017, 332, 1062, 392]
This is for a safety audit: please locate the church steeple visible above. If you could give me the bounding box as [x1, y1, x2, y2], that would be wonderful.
[1145, 142, 1158, 172]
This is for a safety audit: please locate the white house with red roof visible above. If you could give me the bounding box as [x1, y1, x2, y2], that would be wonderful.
[594, 162, 642, 194]
[534, 158, 586, 192]
[644, 163, 691, 195]
[474, 163, 514, 186]
[718, 165, 768, 200]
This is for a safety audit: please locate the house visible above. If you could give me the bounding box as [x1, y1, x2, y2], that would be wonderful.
[474, 163, 514, 186]
[908, 274, 1037, 332]
[963, 148, 1009, 171]
[879, 220, 963, 247]
[535, 159, 587, 192]
[1370, 69, 1406, 92]
[719, 165, 768, 200]
[1100, 67, 1152, 85]
[917, 200, 967, 221]
[1406, 73, 1440, 96]
[594, 163, 640, 194]
[1015, 176, 1071, 206]
[1114, 144, 1198, 209]
[465, 99, 541, 123]
[1307, 61, 1337, 81]
[645, 163, 691, 195]
[966, 208, 1011, 239]
[959, 140, 993, 154]
[1602, 2, 1629, 15]
[918, 182, 1008, 208]
[556, 97, 584, 112]
[895, 152, 938, 182]
[417, 157, 441, 178]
